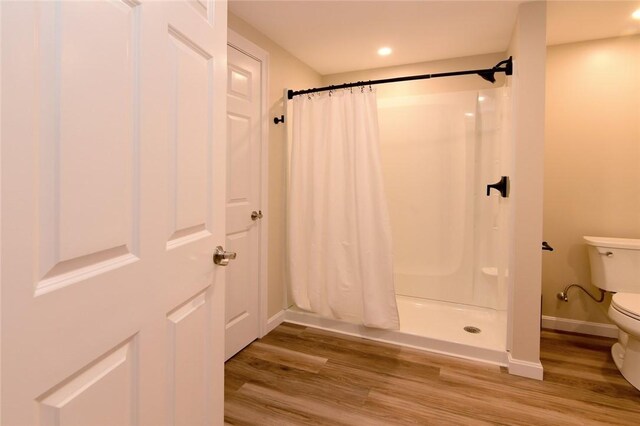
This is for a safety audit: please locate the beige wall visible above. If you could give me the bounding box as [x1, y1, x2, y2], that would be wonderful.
[506, 1, 546, 376]
[227, 13, 322, 318]
[543, 35, 640, 324]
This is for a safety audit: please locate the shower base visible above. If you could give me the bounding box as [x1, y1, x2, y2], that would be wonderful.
[284, 295, 508, 366]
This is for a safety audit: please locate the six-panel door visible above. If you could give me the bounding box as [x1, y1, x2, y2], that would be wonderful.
[225, 45, 262, 360]
[1, 1, 228, 424]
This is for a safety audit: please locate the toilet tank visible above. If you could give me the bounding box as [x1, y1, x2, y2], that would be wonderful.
[584, 236, 640, 292]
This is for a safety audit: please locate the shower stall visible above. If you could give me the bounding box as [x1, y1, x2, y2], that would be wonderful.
[285, 81, 513, 365]
[377, 87, 511, 363]
[283, 3, 545, 376]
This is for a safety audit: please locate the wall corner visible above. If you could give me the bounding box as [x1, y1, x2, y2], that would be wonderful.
[507, 1, 547, 368]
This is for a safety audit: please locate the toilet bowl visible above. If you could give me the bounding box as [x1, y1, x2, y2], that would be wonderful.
[608, 293, 640, 389]
[584, 236, 640, 390]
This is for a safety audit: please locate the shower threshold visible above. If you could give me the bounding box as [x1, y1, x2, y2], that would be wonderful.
[284, 295, 508, 367]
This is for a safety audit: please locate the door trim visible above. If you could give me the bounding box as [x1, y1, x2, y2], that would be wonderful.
[227, 30, 270, 338]
[0, 3, 4, 418]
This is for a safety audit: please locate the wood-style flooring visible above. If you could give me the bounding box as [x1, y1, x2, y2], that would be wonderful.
[224, 323, 640, 425]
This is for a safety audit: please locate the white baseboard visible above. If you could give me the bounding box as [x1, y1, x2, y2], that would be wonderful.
[508, 353, 544, 380]
[262, 310, 285, 337]
[541, 315, 618, 338]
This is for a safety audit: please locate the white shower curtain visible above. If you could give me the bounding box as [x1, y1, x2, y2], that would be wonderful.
[288, 89, 399, 329]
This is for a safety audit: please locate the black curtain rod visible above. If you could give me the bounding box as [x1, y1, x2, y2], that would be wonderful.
[287, 57, 512, 100]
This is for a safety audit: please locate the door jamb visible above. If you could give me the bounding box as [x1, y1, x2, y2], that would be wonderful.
[227, 30, 270, 338]
[0, 3, 4, 419]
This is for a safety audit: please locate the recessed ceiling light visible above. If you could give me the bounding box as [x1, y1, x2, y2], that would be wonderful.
[465, 112, 475, 117]
[632, 9, 640, 20]
[377, 47, 392, 56]
[478, 96, 486, 102]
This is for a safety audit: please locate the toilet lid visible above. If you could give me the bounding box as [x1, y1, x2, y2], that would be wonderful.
[611, 293, 640, 321]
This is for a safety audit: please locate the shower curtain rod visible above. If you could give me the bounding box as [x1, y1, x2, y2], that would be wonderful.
[287, 57, 512, 100]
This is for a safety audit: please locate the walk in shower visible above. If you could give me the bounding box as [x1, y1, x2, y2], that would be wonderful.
[284, 63, 514, 366]
[377, 87, 511, 362]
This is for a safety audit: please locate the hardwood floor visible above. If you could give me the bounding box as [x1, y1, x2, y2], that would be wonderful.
[224, 323, 640, 425]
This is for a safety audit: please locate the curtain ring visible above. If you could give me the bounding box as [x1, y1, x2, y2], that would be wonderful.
[361, 85, 364, 93]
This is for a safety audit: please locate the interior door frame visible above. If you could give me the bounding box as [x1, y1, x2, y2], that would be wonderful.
[0, 3, 4, 420]
[227, 29, 270, 338]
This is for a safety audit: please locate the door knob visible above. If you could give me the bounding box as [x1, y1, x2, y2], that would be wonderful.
[213, 246, 237, 266]
[251, 210, 263, 221]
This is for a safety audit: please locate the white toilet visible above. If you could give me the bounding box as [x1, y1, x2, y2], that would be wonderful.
[584, 236, 640, 390]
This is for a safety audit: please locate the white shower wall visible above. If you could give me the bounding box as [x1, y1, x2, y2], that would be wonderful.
[378, 88, 508, 310]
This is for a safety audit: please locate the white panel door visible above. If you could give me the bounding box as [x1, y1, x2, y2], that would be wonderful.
[1, 1, 228, 425]
[225, 46, 262, 360]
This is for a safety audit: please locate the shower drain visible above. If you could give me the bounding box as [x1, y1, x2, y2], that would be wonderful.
[464, 326, 481, 334]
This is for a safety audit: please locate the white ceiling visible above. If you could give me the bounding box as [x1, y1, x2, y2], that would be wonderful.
[229, 1, 640, 76]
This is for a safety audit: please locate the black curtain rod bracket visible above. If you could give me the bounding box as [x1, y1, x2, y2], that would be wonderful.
[288, 57, 512, 100]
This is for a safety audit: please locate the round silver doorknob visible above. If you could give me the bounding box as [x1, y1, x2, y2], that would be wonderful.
[213, 246, 237, 266]
[251, 210, 263, 221]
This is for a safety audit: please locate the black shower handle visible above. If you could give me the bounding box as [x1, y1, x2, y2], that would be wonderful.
[486, 176, 509, 198]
